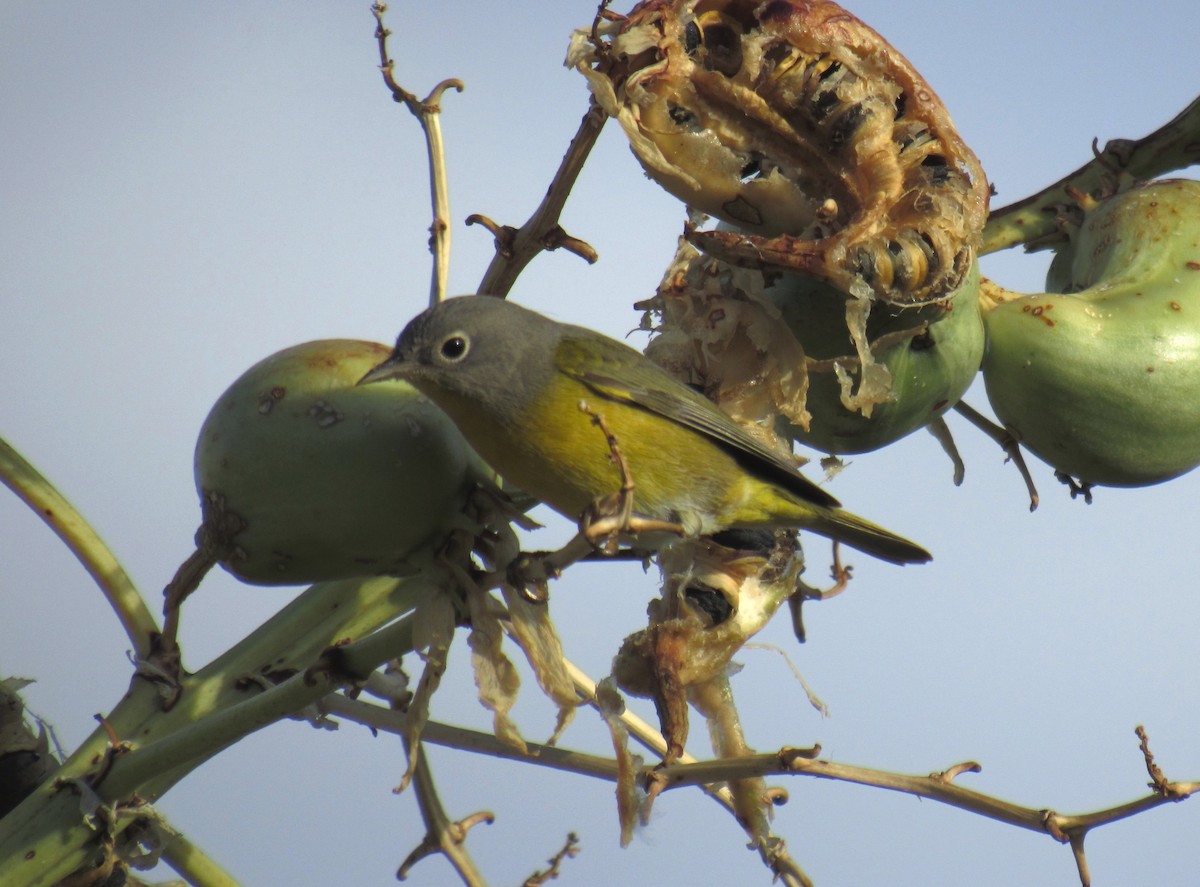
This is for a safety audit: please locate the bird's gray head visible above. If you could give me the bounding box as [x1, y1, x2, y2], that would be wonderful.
[360, 295, 559, 419]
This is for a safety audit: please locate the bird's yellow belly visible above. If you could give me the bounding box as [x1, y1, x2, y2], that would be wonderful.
[420, 376, 763, 531]
[517, 393, 745, 530]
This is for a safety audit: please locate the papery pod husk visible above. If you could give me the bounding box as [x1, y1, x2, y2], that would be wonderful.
[570, 0, 988, 307]
[643, 242, 983, 455]
[195, 339, 488, 585]
[981, 178, 1200, 487]
[642, 242, 813, 455]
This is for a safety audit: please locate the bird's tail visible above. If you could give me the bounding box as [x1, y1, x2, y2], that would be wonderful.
[812, 506, 932, 566]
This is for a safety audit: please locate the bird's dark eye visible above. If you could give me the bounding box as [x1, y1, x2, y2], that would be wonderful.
[439, 333, 470, 362]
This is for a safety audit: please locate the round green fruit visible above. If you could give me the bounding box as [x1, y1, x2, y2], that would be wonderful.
[982, 178, 1200, 487]
[195, 339, 485, 585]
[765, 261, 984, 454]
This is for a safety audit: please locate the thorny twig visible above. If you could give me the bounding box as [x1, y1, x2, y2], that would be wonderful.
[372, 2, 462, 306]
[650, 738, 1198, 887]
[397, 739, 494, 886]
[326, 686, 1199, 887]
[328, 669, 813, 887]
[576, 401, 686, 551]
[562, 662, 811, 887]
[498, 403, 682, 602]
[522, 832, 580, 887]
[471, 102, 606, 297]
[787, 546, 851, 644]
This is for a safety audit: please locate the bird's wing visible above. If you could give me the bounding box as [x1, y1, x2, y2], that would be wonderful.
[555, 332, 841, 509]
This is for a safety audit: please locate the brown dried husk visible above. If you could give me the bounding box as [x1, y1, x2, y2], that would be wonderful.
[570, 0, 988, 307]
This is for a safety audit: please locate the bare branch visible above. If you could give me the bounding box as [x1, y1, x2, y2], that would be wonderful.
[473, 103, 606, 297]
[372, 2, 462, 306]
[650, 743, 1199, 851]
[522, 833, 580, 887]
[397, 740, 493, 885]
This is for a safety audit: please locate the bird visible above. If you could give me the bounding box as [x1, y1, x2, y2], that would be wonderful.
[360, 295, 930, 565]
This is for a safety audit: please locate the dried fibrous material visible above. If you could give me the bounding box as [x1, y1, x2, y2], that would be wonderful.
[610, 533, 803, 761]
[640, 239, 816, 442]
[641, 238, 983, 450]
[570, 0, 989, 307]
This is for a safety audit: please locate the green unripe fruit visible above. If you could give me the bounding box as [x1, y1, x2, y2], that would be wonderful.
[766, 261, 984, 454]
[982, 178, 1200, 487]
[195, 339, 485, 585]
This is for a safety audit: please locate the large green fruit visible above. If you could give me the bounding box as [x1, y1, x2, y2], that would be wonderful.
[195, 339, 486, 585]
[981, 178, 1200, 487]
[765, 261, 984, 454]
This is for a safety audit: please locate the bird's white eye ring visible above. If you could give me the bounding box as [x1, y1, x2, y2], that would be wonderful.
[439, 332, 470, 363]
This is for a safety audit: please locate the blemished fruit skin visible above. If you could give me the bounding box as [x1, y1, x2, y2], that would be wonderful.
[767, 261, 984, 454]
[982, 178, 1200, 487]
[195, 339, 485, 585]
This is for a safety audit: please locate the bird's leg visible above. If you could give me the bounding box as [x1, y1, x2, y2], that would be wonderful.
[577, 401, 685, 553]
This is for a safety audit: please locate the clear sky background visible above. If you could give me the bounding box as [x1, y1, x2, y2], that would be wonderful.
[3, 2, 1199, 885]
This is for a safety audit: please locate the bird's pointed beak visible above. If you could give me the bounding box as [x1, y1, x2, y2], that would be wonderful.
[358, 354, 410, 387]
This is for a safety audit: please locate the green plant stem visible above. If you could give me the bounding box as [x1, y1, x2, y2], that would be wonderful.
[0, 435, 158, 659]
[159, 828, 242, 887]
[0, 573, 426, 887]
[983, 93, 1200, 254]
[120, 613, 417, 801]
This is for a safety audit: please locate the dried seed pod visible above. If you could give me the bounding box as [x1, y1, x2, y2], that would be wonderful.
[570, 0, 988, 306]
[643, 241, 982, 455]
[195, 339, 487, 585]
[982, 179, 1200, 487]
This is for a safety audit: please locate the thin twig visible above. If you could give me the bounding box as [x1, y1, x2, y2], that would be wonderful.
[398, 739, 493, 885]
[565, 660, 809, 887]
[372, 2, 462, 305]
[523, 832, 580, 887]
[327, 696, 619, 781]
[327, 680, 1200, 887]
[653, 745, 1199, 843]
[0, 434, 158, 659]
[472, 102, 606, 297]
[157, 545, 218, 679]
[925, 414, 966, 486]
[983, 93, 1200, 254]
[953, 400, 1040, 510]
[331, 678, 809, 887]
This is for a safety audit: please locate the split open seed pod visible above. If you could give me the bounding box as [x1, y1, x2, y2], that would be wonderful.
[570, 0, 988, 307]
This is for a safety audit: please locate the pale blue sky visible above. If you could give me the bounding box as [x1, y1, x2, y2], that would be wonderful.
[3, 3, 1199, 885]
